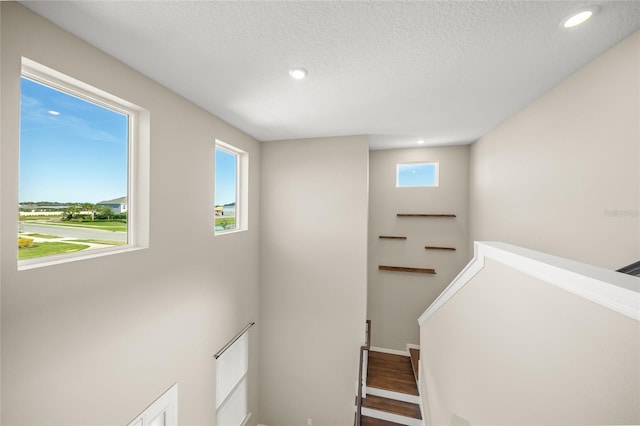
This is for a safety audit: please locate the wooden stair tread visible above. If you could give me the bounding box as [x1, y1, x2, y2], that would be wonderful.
[361, 415, 405, 426]
[409, 348, 419, 382]
[362, 394, 422, 419]
[367, 351, 419, 396]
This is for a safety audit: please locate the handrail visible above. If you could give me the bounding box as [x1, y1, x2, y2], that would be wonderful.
[355, 320, 371, 426]
[214, 322, 255, 359]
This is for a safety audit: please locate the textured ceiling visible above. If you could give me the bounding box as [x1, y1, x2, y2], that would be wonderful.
[21, 1, 640, 149]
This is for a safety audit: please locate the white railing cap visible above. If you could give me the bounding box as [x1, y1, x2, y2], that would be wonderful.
[418, 241, 640, 325]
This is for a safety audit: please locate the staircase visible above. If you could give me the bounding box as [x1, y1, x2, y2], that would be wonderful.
[357, 349, 423, 426]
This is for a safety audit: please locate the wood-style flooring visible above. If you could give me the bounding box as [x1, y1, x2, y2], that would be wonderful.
[362, 394, 422, 419]
[366, 351, 419, 396]
[361, 415, 405, 426]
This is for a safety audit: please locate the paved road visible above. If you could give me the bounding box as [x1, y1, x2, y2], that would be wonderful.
[20, 223, 127, 243]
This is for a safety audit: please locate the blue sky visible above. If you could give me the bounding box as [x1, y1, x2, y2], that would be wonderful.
[19, 77, 128, 203]
[398, 163, 437, 187]
[215, 149, 237, 206]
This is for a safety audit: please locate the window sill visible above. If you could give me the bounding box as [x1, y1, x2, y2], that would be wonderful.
[18, 245, 147, 271]
[215, 228, 247, 237]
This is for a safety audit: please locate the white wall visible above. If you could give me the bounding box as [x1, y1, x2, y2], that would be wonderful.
[420, 257, 640, 425]
[0, 4, 3, 421]
[1, 3, 260, 425]
[259, 135, 368, 426]
[470, 31, 640, 270]
[368, 147, 470, 350]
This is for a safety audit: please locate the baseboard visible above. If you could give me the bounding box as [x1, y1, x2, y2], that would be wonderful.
[407, 343, 420, 351]
[370, 346, 409, 357]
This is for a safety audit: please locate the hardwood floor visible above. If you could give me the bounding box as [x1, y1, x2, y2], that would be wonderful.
[357, 350, 423, 424]
[366, 351, 419, 396]
[362, 394, 422, 419]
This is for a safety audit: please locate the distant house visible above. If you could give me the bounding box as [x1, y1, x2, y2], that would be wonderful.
[97, 196, 127, 214]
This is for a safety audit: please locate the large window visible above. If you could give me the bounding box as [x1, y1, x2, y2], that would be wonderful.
[396, 162, 439, 187]
[215, 140, 247, 234]
[18, 58, 149, 269]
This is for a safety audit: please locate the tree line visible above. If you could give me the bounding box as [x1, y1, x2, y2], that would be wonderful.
[63, 203, 127, 222]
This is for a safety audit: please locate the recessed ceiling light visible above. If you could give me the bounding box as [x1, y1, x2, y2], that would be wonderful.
[563, 9, 594, 28]
[417, 139, 425, 145]
[289, 68, 308, 80]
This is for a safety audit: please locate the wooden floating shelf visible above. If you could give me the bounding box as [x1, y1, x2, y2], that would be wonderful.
[425, 246, 456, 251]
[379, 236, 407, 240]
[397, 214, 456, 218]
[379, 265, 436, 274]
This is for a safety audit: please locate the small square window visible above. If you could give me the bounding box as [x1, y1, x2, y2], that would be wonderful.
[396, 162, 439, 187]
[215, 140, 247, 234]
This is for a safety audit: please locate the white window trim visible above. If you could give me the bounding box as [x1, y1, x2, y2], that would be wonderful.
[396, 161, 440, 188]
[18, 58, 150, 270]
[215, 140, 248, 235]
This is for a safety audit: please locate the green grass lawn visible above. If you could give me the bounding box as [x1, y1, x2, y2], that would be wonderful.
[24, 233, 60, 239]
[70, 239, 126, 246]
[215, 217, 236, 230]
[19, 216, 62, 221]
[39, 221, 127, 232]
[18, 241, 89, 260]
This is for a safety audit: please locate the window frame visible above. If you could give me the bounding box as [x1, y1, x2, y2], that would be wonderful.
[214, 140, 248, 235]
[18, 58, 150, 270]
[396, 161, 440, 188]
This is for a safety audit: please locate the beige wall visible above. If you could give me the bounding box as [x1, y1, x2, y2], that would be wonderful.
[470, 31, 640, 270]
[420, 258, 640, 425]
[1, 3, 260, 425]
[368, 147, 470, 350]
[259, 136, 368, 426]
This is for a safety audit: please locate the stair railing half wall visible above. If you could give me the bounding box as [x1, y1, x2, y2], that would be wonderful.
[355, 320, 371, 426]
